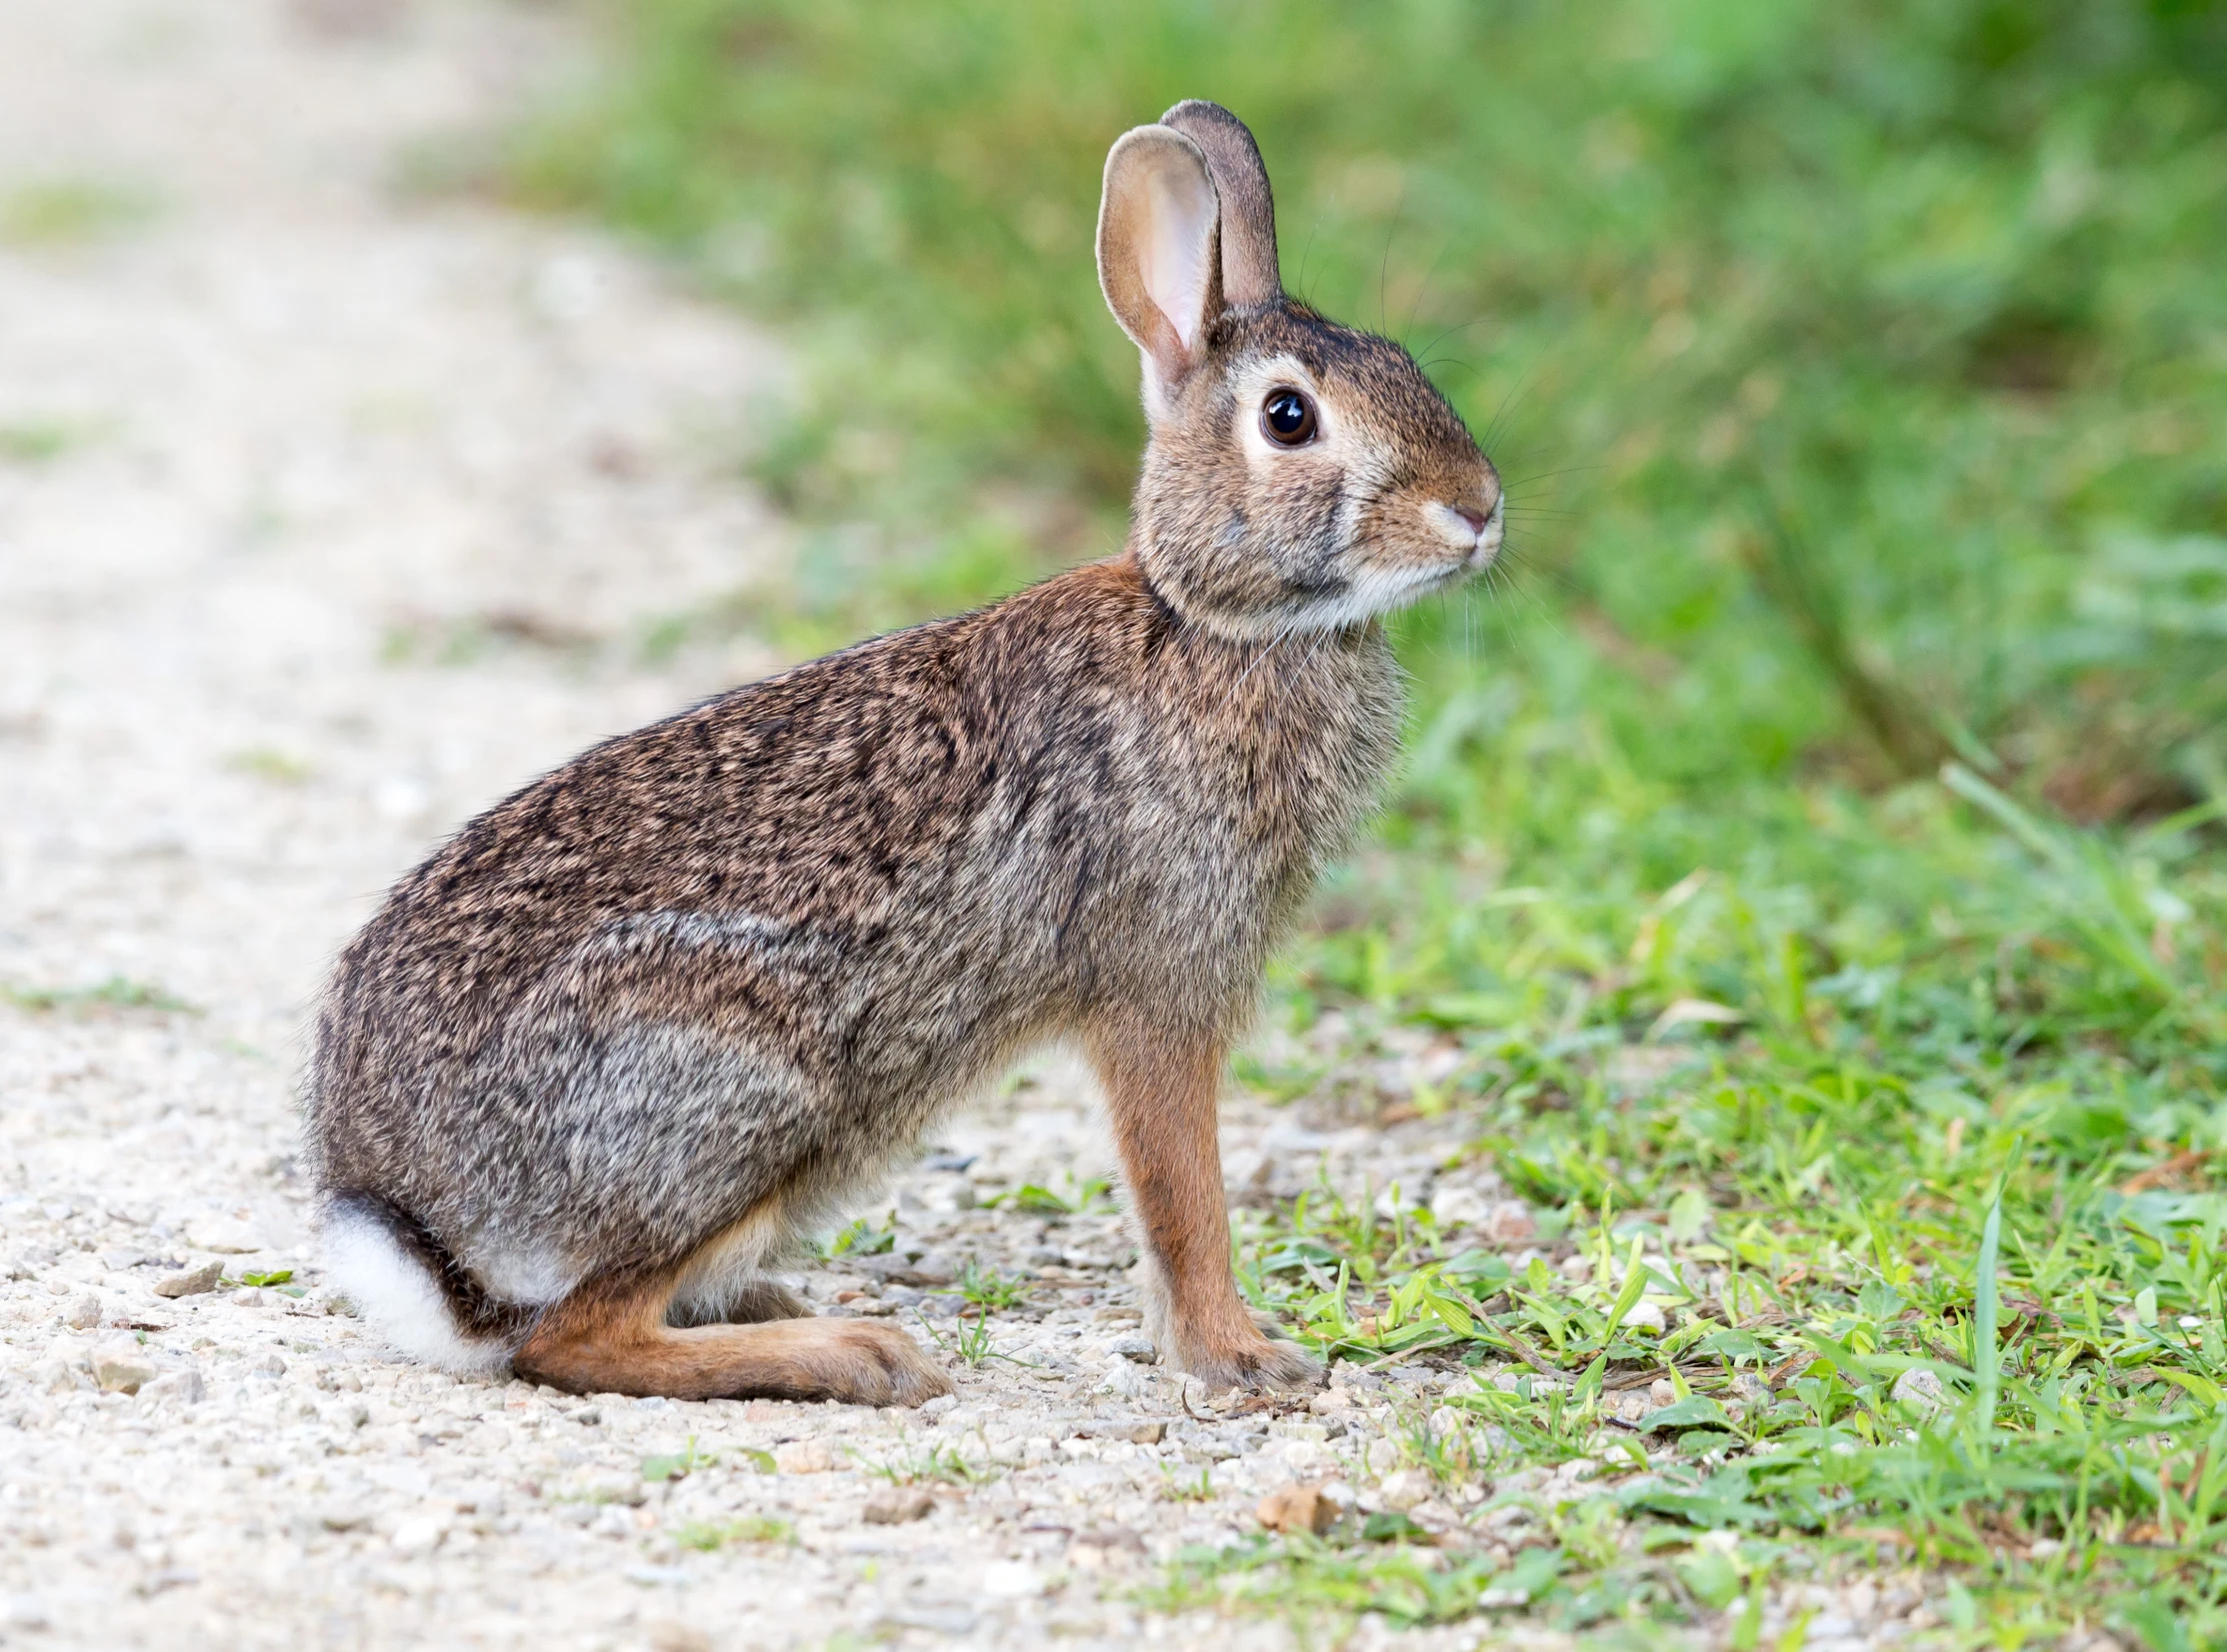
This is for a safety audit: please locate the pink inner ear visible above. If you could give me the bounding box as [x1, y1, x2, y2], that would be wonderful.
[1142, 164, 1215, 358]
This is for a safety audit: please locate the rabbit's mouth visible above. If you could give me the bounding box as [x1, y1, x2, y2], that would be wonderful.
[1333, 546, 1487, 621]
[1427, 497, 1503, 568]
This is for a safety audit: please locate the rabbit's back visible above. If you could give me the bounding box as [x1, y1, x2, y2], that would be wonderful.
[306, 557, 1397, 1288]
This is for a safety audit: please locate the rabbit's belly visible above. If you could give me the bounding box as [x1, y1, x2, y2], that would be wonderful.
[445, 1016, 847, 1260]
[433, 978, 1021, 1274]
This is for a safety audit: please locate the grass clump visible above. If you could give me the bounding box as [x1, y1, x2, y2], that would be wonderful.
[0, 178, 156, 247]
[958, 1259, 1030, 1312]
[224, 748, 314, 786]
[862, 1439, 995, 1487]
[918, 1307, 1025, 1374]
[673, 1513, 793, 1549]
[641, 1437, 719, 1483]
[2, 977, 198, 1016]
[0, 419, 90, 465]
[984, 1174, 1114, 1216]
[815, 1211, 896, 1259]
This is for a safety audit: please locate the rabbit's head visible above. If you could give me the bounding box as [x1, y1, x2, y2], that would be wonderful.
[1100, 102, 1500, 639]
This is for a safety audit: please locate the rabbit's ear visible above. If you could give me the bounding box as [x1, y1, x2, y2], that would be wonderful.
[1098, 125, 1221, 405]
[1158, 101, 1278, 308]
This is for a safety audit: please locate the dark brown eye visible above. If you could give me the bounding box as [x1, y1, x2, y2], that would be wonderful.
[1261, 389, 1317, 446]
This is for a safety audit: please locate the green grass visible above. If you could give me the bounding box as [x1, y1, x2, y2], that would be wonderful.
[0, 418, 90, 465]
[860, 1439, 997, 1486]
[673, 1513, 794, 1549]
[641, 1437, 718, 1482]
[0, 178, 156, 247]
[958, 1259, 1031, 1312]
[983, 1174, 1114, 1216]
[512, 0, 2227, 1641]
[224, 747, 314, 786]
[2, 976, 198, 1016]
[815, 1212, 896, 1259]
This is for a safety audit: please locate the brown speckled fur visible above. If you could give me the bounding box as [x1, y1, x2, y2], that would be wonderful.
[304, 102, 1498, 1403]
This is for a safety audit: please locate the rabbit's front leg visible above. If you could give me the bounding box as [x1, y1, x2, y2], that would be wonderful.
[1092, 1021, 1321, 1391]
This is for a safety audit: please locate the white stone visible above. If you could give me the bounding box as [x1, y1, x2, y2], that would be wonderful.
[1621, 1300, 1666, 1334]
[1892, 1368, 1947, 1416]
[979, 1561, 1043, 1597]
[140, 1368, 207, 1406]
[187, 1219, 266, 1255]
[1095, 1363, 1153, 1399]
[389, 1512, 449, 1555]
[1428, 1183, 1491, 1225]
[1376, 1469, 1433, 1511]
[775, 1439, 836, 1474]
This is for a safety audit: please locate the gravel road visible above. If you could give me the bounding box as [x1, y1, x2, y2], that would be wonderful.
[0, 5, 1531, 1649]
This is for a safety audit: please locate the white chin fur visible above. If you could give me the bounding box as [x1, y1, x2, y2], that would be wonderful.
[321, 1204, 514, 1377]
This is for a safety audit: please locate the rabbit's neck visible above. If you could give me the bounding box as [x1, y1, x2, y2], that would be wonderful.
[1089, 555, 1405, 874]
[1195, 611, 1403, 834]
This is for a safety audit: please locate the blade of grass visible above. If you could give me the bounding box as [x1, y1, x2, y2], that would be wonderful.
[1974, 1178, 2005, 1439]
[1599, 1233, 1650, 1345]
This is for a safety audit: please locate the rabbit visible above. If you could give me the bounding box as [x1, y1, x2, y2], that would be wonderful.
[304, 99, 1501, 1405]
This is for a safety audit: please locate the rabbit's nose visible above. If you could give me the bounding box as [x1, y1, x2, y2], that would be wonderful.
[1452, 506, 1490, 537]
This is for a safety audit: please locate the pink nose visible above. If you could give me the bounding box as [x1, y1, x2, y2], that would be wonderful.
[1453, 506, 1489, 536]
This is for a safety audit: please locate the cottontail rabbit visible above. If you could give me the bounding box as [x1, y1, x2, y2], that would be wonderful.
[307, 100, 1500, 1404]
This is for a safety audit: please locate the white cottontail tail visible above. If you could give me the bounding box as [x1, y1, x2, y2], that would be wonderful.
[307, 100, 1501, 1404]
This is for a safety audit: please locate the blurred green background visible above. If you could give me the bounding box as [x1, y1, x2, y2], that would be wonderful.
[519, 0, 2226, 819]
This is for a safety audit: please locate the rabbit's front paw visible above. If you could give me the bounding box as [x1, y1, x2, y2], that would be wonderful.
[1175, 1328, 1323, 1393]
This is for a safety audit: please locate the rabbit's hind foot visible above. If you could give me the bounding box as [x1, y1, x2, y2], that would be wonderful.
[514, 1269, 952, 1406]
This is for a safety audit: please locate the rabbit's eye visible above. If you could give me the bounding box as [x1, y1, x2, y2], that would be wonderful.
[1261, 389, 1317, 446]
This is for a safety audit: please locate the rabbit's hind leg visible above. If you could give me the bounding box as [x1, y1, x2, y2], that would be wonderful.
[514, 1262, 952, 1404]
[664, 1208, 817, 1328]
[669, 1275, 812, 1328]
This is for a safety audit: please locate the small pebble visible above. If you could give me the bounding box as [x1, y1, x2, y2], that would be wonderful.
[153, 1261, 224, 1299]
[1255, 1482, 1336, 1536]
[862, 1486, 936, 1524]
[775, 1439, 837, 1474]
[1892, 1368, 1947, 1416]
[1481, 1200, 1536, 1244]
[141, 1369, 206, 1406]
[92, 1341, 159, 1395]
[979, 1561, 1043, 1598]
